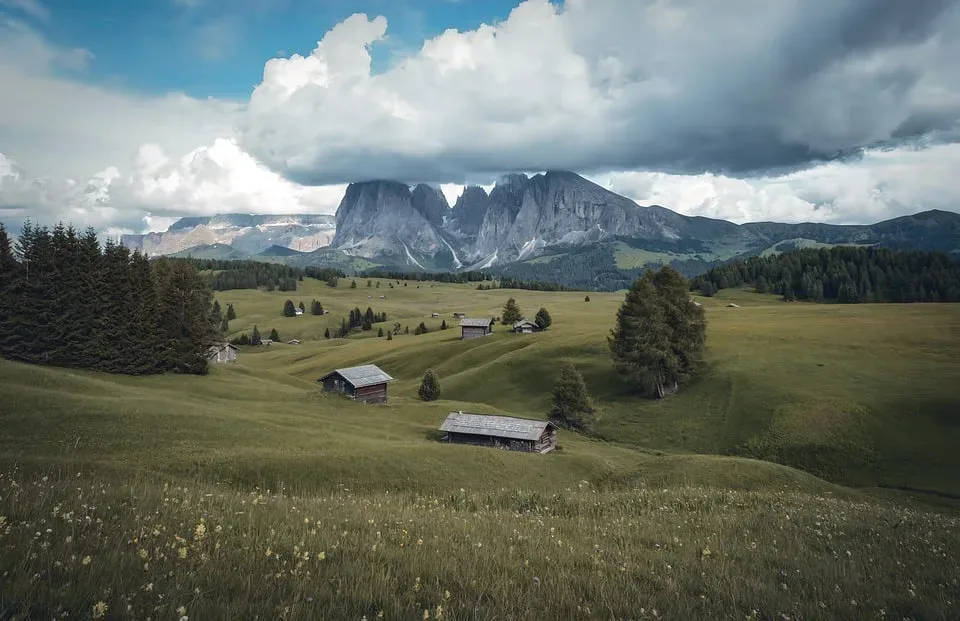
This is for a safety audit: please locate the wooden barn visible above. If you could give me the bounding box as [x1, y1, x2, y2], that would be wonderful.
[439, 411, 558, 453]
[513, 319, 541, 334]
[459, 317, 495, 340]
[206, 343, 238, 364]
[318, 364, 394, 404]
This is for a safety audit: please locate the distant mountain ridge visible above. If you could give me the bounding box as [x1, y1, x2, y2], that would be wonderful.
[123, 172, 960, 286]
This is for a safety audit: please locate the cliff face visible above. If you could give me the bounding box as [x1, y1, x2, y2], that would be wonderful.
[120, 214, 336, 256]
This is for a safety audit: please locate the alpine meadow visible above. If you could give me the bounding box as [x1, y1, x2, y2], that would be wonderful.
[4, 0, 960, 619]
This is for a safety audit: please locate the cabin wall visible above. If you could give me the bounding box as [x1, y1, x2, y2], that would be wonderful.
[354, 383, 388, 404]
[321, 375, 356, 397]
[443, 432, 535, 452]
[461, 326, 491, 340]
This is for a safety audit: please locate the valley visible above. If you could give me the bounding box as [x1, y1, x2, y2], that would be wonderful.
[2, 276, 959, 619]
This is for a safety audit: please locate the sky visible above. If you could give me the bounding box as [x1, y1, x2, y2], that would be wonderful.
[1, 0, 959, 238]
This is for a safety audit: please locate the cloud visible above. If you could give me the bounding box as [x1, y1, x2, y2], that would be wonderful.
[239, 0, 960, 185]
[194, 17, 242, 62]
[0, 0, 49, 23]
[594, 143, 960, 225]
[0, 140, 346, 235]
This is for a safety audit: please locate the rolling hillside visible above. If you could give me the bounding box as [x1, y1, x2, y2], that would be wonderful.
[1, 279, 959, 619]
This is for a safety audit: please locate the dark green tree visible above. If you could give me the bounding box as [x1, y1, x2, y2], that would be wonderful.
[220, 317, 230, 333]
[324, 327, 330, 339]
[584, 295, 590, 302]
[386, 330, 393, 341]
[311, 299, 324, 315]
[350, 280, 357, 289]
[534, 307, 552, 330]
[418, 368, 441, 401]
[269, 328, 279, 341]
[440, 319, 448, 330]
[226, 303, 236, 321]
[298, 301, 306, 313]
[283, 300, 296, 317]
[548, 362, 595, 429]
[501, 297, 522, 325]
[211, 300, 223, 326]
[367, 279, 372, 287]
[377, 327, 384, 337]
[251, 325, 262, 346]
[610, 267, 708, 398]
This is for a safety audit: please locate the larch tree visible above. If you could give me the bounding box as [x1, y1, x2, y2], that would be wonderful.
[548, 362, 595, 430]
[534, 307, 552, 330]
[418, 368, 441, 401]
[501, 297, 522, 325]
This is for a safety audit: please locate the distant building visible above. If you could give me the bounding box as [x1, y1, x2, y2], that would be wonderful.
[287, 339, 302, 345]
[439, 411, 558, 453]
[206, 343, 238, 364]
[294, 307, 304, 316]
[459, 317, 495, 340]
[452, 312, 466, 319]
[431, 312, 440, 318]
[513, 319, 541, 334]
[318, 364, 394, 404]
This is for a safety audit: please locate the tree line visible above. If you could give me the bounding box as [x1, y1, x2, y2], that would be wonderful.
[173, 258, 345, 292]
[690, 247, 960, 303]
[0, 223, 215, 375]
[359, 269, 493, 284]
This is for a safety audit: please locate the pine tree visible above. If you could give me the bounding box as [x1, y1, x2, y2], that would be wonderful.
[269, 328, 279, 341]
[220, 317, 230, 333]
[534, 307, 552, 330]
[367, 279, 372, 287]
[440, 319, 448, 330]
[311, 299, 324, 315]
[211, 300, 223, 325]
[419, 322, 428, 334]
[377, 327, 384, 337]
[156, 258, 215, 374]
[501, 297, 522, 324]
[324, 327, 330, 339]
[404, 326, 410, 334]
[0, 223, 18, 356]
[298, 301, 306, 313]
[350, 280, 357, 289]
[386, 330, 393, 341]
[283, 300, 296, 317]
[251, 325, 262, 346]
[418, 368, 441, 401]
[548, 362, 595, 429]
[608, 270, 682, 398]
[584, 295, 590, 302]
[226, 303, 236, 321]
[376, 281, 381, 288]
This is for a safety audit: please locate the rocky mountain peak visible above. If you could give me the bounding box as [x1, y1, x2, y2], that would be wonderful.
[410, 183, 449, 227]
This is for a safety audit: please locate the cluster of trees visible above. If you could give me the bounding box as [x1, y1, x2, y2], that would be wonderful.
[303, 266, 346, 283]
[210, 300, 236, 333]
[0, 223, 215, 375]
[327, 306, 389, 338]
[413, 322, 429, 335]
[282, 300, 307, 317]
[493, 245, 642, 291]
[229, 325, 279, 346]
[310, 299, 325, 315]
[480, 277, 576, 292]
[609, 266, 707, 398]
[176, 258, 304, 292]
[691, 247, 960, 303]
[360, 269, 493, 284]
[500, 298, 553, 329]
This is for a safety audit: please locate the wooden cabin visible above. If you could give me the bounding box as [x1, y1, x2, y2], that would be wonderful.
[439, 411, 557, 453]
[459, 317, 495, 340]
[452, 312, 466, 319]
[206, 343, 238, 364]
[513, 319, 541, 334]
[318, 364, 394, 404]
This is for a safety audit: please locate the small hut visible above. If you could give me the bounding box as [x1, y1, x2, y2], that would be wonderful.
[452, 312, 466, 319]
[318, 364, 394, 404]
[459, 317, 495, 340]
[439, 411, 557, 453]
[513, 319, 541, 334]
[206, 343, 238, 364]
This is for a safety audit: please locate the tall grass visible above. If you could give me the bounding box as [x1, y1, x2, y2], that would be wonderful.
[1, 469, 958, 620]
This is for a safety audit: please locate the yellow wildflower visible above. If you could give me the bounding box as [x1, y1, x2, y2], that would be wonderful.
[194, 522, 206, 541]
[81, 555, 92, 566]
[423, 609, 430, 620]
[177, 605, 187, 617]
[318, 551, 326, 561]
[92, 601, 108, 619]
[138, 548, 149, 560]
[178, 547, 188, 559]
[444, 590, 451, 601]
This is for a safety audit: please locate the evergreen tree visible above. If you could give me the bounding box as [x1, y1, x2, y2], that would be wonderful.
[350, 280, 357, 289]
[326, 276, 338, 287]
[419, 322, 428, 334]
[226, 303, 236, 321]
[251, 325, 262, 346]
[376, 281, 380, 288]
[609, 267, 708, 398]
[155, 258, 216, 374]
[418, 368, 441, 401]
[378, 327, 384, 337]
[269, 328, 279, 341]
[299, 301, 306, 313]
[501, 297, 522, 324]
[367, 279, 372, 287]
[220, 317, 230, 333]
[404, 325, 410, 334]
[0, 223, 21, 356]
[211, 300, 223, 325]
[548, 362, 595, 429]
[440, 319, 448, 330]
[311, 299, 324, 315]
[365, 306, 375, 325]
[386, 330, 393, 341]
[324, 327, 331, 339]
[283, 300, 296, 317]
[534, 307, 552, 330]
[585, 295, 590, 302]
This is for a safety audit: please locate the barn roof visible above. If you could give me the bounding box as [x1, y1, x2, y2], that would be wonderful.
[459, 317, 494, 328]
[514, 319, 538, 328]
[319, 364, 394, 388]
[207, 343, 237, 354]
[439, 411, 556, 441]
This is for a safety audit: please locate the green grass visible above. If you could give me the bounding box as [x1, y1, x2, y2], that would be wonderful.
[2, 278, 960, 618]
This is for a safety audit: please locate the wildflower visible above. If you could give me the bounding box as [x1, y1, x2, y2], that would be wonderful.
[443, 590, 451, 601]
[81, 555, 92, 566]
[92, 601, 108, 619]
[318, 551, 326, 561]
[423, 610, 430, 620]
[65, 536, 72, 544]
[435, 605, 444, 619]
[177, 605, 187, 617]
[138, 548, 149, 560]
[178, 547, 188, 559]
[194, 521, 206, 541]
[266, 547, 273, 557]
[417, 539, 423, 546]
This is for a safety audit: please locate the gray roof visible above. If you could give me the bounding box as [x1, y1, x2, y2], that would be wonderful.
[514, 319, 538, 328]
[439, 411, 556, 441]
[320, 364, 394, 388]
[459, 317, 494, 328]
[207, 343, 237, 354]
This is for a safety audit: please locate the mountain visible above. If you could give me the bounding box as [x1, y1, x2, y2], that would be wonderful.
[119, 172, 960, 289]
[121, 214, 335, 257]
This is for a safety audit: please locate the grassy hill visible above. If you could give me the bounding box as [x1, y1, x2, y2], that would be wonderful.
[1, 278, 959, 619]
